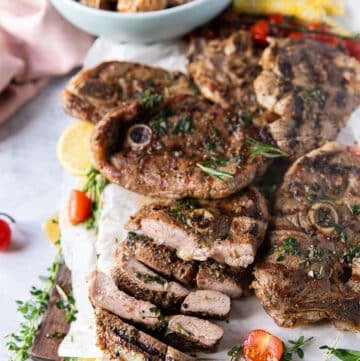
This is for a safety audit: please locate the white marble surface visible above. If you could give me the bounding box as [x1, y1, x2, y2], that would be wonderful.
[0, 75, 74, 360]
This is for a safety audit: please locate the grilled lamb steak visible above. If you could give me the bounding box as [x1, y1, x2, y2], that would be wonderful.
[196, 261, 249, 298]
[62, 61, 193, 123]
[180, 290, 231, 319]
[91, 94, 271, 199]
[187, 30, 261, 112]
[253, 142, 360, 331]
[126, 187, 269, 268]
[89, 270, 161, 329]
[166, 315, 224, 352]
[111, 250, 189, 310]
[125, 233, 197, 286]
[254, 38, 360, 159]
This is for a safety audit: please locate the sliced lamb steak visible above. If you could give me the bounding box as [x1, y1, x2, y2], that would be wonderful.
[89, 270, 161, 329]
[111, 250, 189, 310]
[165, 346, 196, 361]
[62, 61, 193, 123]
[196, 261, 250, 298]
[253, 142, 360, 331]
[125, 233, 197, 286]
[254, 38, 360, 159]
[91, 94, 271, 199]
[166, 315, 224, 352]
[126, 187, 269, 268]
[180, 290, 231, 319]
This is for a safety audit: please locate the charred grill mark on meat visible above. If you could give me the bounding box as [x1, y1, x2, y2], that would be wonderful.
[62, 61, 194, 123]
[125, 187, 269, 268]
[254, 38, 360, 159]
[91, 94, 271, 199]
[253, 142, 360, 331]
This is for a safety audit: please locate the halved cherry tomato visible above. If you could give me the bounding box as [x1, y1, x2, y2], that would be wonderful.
[250, 19, 269, 45]
[243, 329, 284, 361]
[68, 189, 92, 224]
[347, 146, 360, 157]
[0, 219, 11, 251]
[344, 39, 360, 61]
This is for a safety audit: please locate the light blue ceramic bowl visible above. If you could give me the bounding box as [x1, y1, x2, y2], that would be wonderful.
[50, 0, 231, 43]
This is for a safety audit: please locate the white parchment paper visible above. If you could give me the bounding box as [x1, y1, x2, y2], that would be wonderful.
[59, 21, 360, 360]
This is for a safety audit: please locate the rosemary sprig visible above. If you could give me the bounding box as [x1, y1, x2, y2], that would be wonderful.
[55, 285, 78, 323]
[6, 249, 62, 361]
[247, 138, 288, 160]
[196, 162, 234, 181]
[82, 166, 108, 230]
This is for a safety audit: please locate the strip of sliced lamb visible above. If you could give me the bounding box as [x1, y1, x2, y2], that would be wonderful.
[89, 270, 161, 329]
[180, 290, 231, 319]
[111, 250, 189, 310]
[253, 142, 360, 331]
[125, 187, 269, 268]
[125, 233, 197, 286]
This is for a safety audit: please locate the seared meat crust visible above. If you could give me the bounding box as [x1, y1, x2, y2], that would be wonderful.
[62, 61, 193, 123]
[253, 142, 360, 331]
[91, 94, 270, 199]
[126, 187, 269, 268]
[254, 38, 360, 159]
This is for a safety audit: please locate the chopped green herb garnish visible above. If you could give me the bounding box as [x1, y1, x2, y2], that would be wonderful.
[277, 237, 301, 261]
[247, 138, 288, 159]
[55, 285, 78, 324]
[149, 306, 161, 315]
[282, 336, 313, 360]
[46, 331, 66, 339]
[228, 346, 243, 361]
[149, 110, 168, 133]
[196, 162, 234, 182]
[135, 272, 166, 285]
[326, 221, 347, 242]
[6, 250, 63, 361]
[139, 90, 163, 109]
[350, 204, 360, 216]
[343, 244, 360, 263]
[172, 118, 192, 134]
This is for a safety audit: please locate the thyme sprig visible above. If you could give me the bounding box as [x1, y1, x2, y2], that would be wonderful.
[55, 285, 78, 323]
[282, 336, 313, 360]
[247, 138, 288, 160]
[82, 166, 108, 230]
[6, 248, 62, 361]
[196, 162, 235, 181]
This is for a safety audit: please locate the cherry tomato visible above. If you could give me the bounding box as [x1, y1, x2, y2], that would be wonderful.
[344, 39, 360, 61]
[250, 20, 269, 45]
[243, 329, 284, 361]
[0, 219, 12, 251]
[347, 146, 360, 157]
[68, 189, 92, 224]
[287, 31, 304, 39]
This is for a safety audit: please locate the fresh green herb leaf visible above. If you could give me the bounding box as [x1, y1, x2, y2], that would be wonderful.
[196, 162, 234, 182]
[139, 90, 163, 109]
[350, 204, 360, 216]
[175, 323, 192, 337]
[82, 167, 108, 231]
[149, 110, 168, 133]
[228, 346, 243, 361]
[320, 344, 360, 361]
[282, 336, 313, 361]
[247, 138, 288, 159]
[173, 118, 192, 134]
[135, 272, 166, 285]
[55, 285, 78, 324]
[277, 237, 301, 261]
[6, 250, 63, 361]
[343, 244, 360, 264]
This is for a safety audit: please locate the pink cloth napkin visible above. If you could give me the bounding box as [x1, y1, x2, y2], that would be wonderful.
[0, 0, 94, 123]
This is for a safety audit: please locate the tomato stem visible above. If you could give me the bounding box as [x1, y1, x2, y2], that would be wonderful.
[0, 212, 16, 223]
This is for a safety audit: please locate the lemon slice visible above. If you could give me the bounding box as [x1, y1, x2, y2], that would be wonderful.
[42, 214, 60, 245]
[56, 120, 95, 176]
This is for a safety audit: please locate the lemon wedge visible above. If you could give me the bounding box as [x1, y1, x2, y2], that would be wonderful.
[42, 214, 60, 245]
[56, 120, 95, 176]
